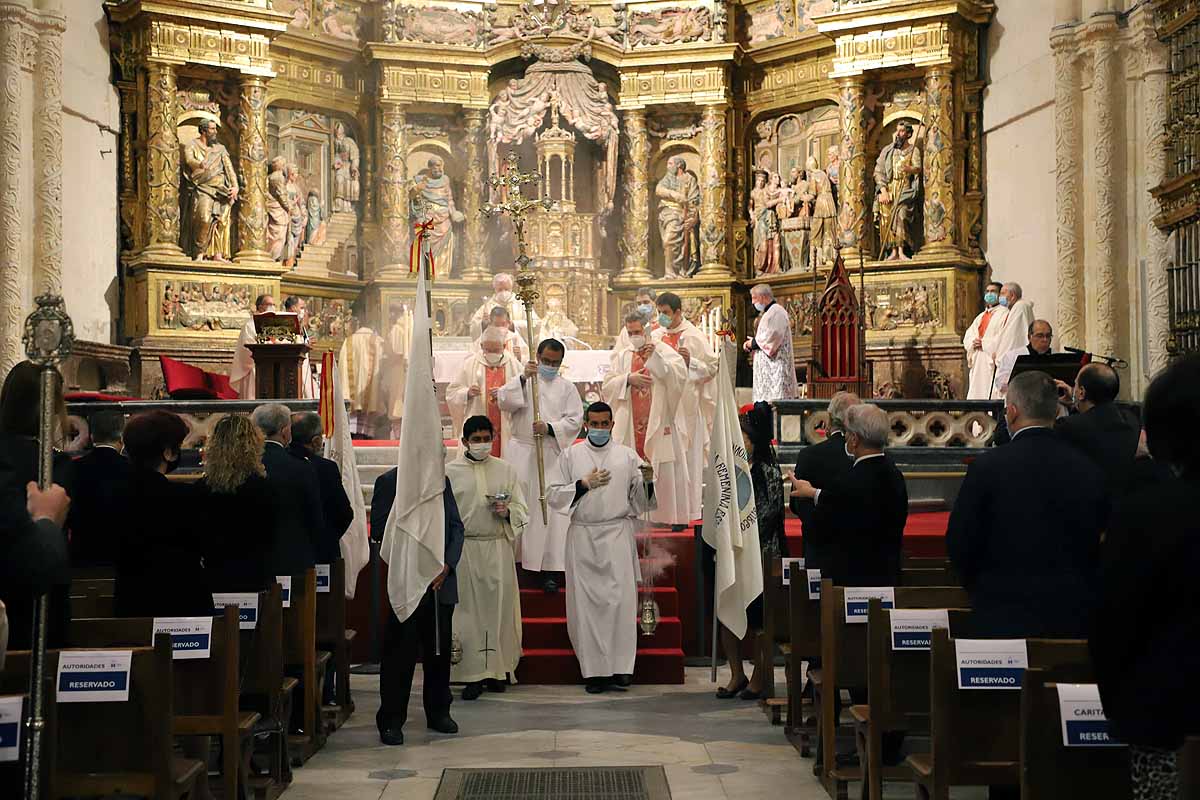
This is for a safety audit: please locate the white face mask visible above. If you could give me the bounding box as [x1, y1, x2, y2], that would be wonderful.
[628, 335, 646, 350]
[496, 290, 514, 303]
[466, 442, 492, 460]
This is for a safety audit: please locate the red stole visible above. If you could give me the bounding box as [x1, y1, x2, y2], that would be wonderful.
[630, 351, 651, 460]
[978, 307, 997, 338]
[485, 364, 506, 456]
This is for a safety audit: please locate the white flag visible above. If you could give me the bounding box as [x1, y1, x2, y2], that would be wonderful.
[379, 268, 446, 623]
[701, 340, 763, 639]
[323, 358, 369, 599]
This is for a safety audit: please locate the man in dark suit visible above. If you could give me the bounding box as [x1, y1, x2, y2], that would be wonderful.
[288, 411, 353, 563]
[948, 370, 1107, 638]
[791, 402, 907, 587]
[1053, 363, 1140, 496]
[66, 410, 132, 567]
[371, 466, 465, 746]
[252, 403, 325, 577]
[791, 391, 857, 570]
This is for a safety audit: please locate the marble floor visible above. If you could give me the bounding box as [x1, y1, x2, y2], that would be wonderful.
[287, 667, 987, 800]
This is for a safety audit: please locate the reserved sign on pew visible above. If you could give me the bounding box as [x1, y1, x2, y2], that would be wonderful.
[1057, 684, 1122, 747]
[955, 639, 1028, 689]
[0, 695, 20, 762]
[276, 576, 292, 608]
[807, 569, 822, 599]
[316, 564, 332, 593]
[152, 617, 213, 660]
[781, 558, 804, 586]
[56, 650, 133, 703]
[889, 609, 950, 650]
[212, 593, 260, 629]
[844, 587, 896, 623]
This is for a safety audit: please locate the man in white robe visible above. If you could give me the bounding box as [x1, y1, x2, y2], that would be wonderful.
[446, 326, 521, 458]
[652, 291, 717, 524]
[986, 281, 1036, 397]
[468, 273, 539, 344]
[476, 306, 527, 364]
[229, 293, 274, 400]
[496, 337, 584, 592]
[385, 304, 412, 438]
[338, 321, 387, 437]
[447, 415, 528, 699]
[613, 286, 660, 351]
[283, 296, 317, 399]
[547, 401, 655, 692]
[604, 314, 690, 526]
[962, 280, 1009, 399]
[993, 319, 1055, 398]
[744, 283, 799, 402]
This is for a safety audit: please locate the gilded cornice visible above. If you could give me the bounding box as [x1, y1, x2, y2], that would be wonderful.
[369, 43, 491, 108]
[105, 0, 291, 34]
[267, 49, 366, 115]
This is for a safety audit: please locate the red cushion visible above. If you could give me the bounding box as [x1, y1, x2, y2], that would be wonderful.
[159, 356, 217, 400]
[206, 371, 239, 400]
[64, 392, 139, 402]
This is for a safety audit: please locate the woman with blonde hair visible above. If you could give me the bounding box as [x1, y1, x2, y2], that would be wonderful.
[199, 414, 278, 593]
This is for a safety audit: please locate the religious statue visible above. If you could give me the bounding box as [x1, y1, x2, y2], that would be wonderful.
[266, 156, 290, 262]
[305, 191, 327, 246]
[873, 121, 922, 261]
[332, 122, 360, 212]
[181, 119, 238, 261]
[749, 169, 784, 275]
[806, 155, 838, 265]
[826, 144, 841, 206]
[655, 155, 700, 278]
[539, 295, 580, 347]
[779, 165, 810, 272]
[285, 163, 307, 267]
[628, 6, 710, 47]
[410, 155, 465, 275]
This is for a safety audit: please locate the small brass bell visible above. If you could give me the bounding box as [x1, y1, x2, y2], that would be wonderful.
[638, 597, 660, 637]
[449, 634, 464, 665]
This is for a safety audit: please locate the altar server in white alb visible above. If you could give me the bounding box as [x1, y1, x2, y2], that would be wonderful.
[744, 284, 799, 402]
[229, 293, 275, 400]
[604, 313, 691, 526]
[548, 402, 655, 694]
[496, 338, 584, 593]
[652, 291, 717, 523]
[447, 415, 528, 700]
[446, 325, 521, 458]
[962, 280, 1009, 400]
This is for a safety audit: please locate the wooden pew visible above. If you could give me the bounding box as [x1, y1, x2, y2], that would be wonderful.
[818, 582, 969, 799]
[856, 600, 972, 800]
[0, 693, 46, 797]
[238, 584, 295, 798]
[758, 554, 791, 725]
[786, 570, 822, 757]
[1019, 669, 1130, 800]
[69, 570, 116, 619]
[899, 567, 959, 587]
[283, 569, 331, 765]
[905, 629, 1093, 800]
[4, 639, 204, 800]
[1180, 737, 1200, 800]
[69, 606, 261, 800]
[315, 559, 356, 730]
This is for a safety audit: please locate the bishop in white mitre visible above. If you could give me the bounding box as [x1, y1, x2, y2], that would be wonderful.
[468, 273, 539, 345]
[446, 326, 521, 458]
[651, 292, 717, 523]
[962, 281, 1009, 399]
[603, 313, 691, 526]
[547, 402, 655, 691]
[229, 293, 276, 400]
[496, 338, 584, 588]
[447, 415, 528, 696]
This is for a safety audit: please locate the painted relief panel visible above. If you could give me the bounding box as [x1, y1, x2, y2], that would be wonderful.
[862, 277, 946, 333]
[744, 0, 835, 46]
[157, 280, 273, 332]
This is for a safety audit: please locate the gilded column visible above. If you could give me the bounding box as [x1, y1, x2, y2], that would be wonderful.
[1052, 33, 1083, 348]
[117, 83, 139, 251]
[618, 107, 651, 284]
[143, 60, 183, 257]
[235, 74, 270, 261]
[922, 64, 957, 252]
[0, 3, 25, 373]
[697, 103, 732, 277]
[33, 6, 65, 296]
[1090, 24, 1119, 357]
[837, 75, 868, 258]
[359, 109, 376, 222]
[1143, 36, 1171, 374]
[378, 101, 409, 272]
[461, 108, 488, 281]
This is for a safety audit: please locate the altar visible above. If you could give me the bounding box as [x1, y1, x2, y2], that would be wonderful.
[432, 341, 613, 390]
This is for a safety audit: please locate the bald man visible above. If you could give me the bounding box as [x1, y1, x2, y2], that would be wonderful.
[1054, 363, 1140, 496]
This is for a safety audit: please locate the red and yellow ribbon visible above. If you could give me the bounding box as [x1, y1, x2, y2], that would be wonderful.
[319, 351, 335, 438]
[410, 219, 437, 278]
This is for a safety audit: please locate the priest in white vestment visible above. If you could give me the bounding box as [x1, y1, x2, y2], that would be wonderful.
[613, 286, 660, 351]
[962, 280, 1009, 399]
[744, 284, 799, 402]
[547, 401, 656, 692]
[446, 326, 521, 458]
[604, 313, 691, 526]
[385, 304, 412, 438]
[229, 293, 275, 400]
[283, 296, 317, 399]
[476, 306, 527, 364]
[468, 273, 539, 344]
[987, 281, 1036, 396]
[496, 338, 584, 591]
[338, 323, 387, 437]
[447, 415, 528, 698]
[652, 292, 717, 523]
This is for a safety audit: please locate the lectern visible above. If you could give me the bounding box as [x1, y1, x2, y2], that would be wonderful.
[247, 312, 310, 400]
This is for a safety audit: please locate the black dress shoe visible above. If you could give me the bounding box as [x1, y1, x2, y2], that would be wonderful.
[542, 577, 559, 594]
[612, 674, 633, 688]
[716, 677, 749, 699]
[462, 682, 484, 701]
[378, 726, 404, 746]
[427, 715, 459, 734]
[585, 677, 606, 694]
[484, 678, 507, 693]
[738, 687, 764, 701]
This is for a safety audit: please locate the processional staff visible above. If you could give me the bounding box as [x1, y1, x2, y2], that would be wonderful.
[481, 152, 554, 525]
[22, 294, 74, 800]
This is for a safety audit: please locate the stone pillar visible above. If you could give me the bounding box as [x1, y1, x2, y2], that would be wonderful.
[143, 60, 184, 257]
[837, 75, 869, 259]
[0, 4, 25, 373]
[1052, 34, 1083, 348]
[378, 101, 410, 272]
[697, 103, 732, 277]
[922, 64, 957, 252]
[618, 108, 652, 284]
[1143, 38, 1172, 374]
[235, 74, 271, 261]
[1089, 24, 1119, 357]
[33, 5, 65, 296]
[461, 108, 489, 281]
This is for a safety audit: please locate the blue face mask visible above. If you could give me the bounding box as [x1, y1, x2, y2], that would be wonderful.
[983, 291, 999, 306]
[998, 295, 1010, 308]
[638, 303, 653, 317]
[587, 428, 611, 446]
[753, 302, 766, 312]
[538, 364, 559, 380]
[658, 312, 672, 328]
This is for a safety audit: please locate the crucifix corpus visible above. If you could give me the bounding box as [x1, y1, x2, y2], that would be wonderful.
[482, 151, 554, 524]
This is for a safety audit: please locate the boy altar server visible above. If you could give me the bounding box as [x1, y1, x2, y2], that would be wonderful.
[446, 325, 521, 457]
[548, 402, 656, 693]
[446, 415, 528, 700]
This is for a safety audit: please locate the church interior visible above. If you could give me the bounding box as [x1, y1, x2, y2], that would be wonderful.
[1, 0, 1197, 798]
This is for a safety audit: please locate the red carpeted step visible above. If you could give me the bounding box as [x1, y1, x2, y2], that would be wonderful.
[517, 559, 678, 591]
[521, 616, 683, 651]
[519, 587, 679, 618]
[515, 647, 686, 685]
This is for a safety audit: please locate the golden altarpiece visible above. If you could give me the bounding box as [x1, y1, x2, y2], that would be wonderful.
[105, 0, 994, 398]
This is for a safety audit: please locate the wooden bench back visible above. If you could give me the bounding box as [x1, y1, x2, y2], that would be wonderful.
[69, 573, 116, 619]
[1180, 737, 1200, 800]
[0, 690, 49, 796]
[899, 567, 959, 587]
[762, 555, 791, 647]
[241, 585, 283, 701]
[1019, 669, 1130, 800]
[928, 629, 1092, 787]
[283, 570, 317, 667]
[788, 570, 821, 659]
[315, 560, 346, 647]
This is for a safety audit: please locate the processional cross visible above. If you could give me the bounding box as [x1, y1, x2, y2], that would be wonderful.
[481, 152, 554, 524]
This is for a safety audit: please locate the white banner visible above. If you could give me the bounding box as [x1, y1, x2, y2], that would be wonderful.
[56, 650, 133, 703]
[152, 617, 213, 660]
[212, 593, 260, 630]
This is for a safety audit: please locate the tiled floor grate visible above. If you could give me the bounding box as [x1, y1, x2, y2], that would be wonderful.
[434, 766, 671, 800]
